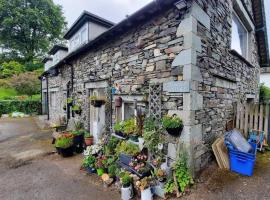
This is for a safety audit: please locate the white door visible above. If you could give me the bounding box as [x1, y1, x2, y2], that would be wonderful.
[89, 89, 106, 143]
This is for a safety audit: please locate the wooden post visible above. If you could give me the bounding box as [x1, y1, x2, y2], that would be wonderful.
[236, 102, 240, 129]
[254, 104, 259, 131]
[244, 103, 249, 137]
[259, 104, 264, 132]
[264, 104, 269, 142]
[249, 104, 254, 131]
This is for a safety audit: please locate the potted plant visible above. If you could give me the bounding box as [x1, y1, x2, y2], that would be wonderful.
[90, 96, 106, 107]
[72, 104, 82, 115]
[55, 135, 74, 157]
[84, 131, 94, 146]
[155, 169, 167, 187]
[82, 155, 96, 174]
[72, 129, 85, 153]
[114, 121, 126, 138]
[161, 115, 183, 137]
[123, 118, 138, 142]
[136, 177, 153, 200]
[66, 98, 73, 106]
[121, 173, 133, 200]
[95, 155, 107, 176]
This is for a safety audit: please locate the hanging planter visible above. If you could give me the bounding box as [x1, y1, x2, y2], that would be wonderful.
[72, 105, 82, 115]
[161, 115, 183, 137]
[63, 105, 67, 111]
[90, 96, 106, 108]
[66, 98, 73, 106]
[115, 97, 122, 107]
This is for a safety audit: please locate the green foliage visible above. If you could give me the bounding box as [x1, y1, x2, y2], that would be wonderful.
[82, 155, 96, 168]
[161, 115, 183, 129]
[115, 141, 140, 156]
[144, 116, 157, 132]
[114, 121, 124, 132]
[0, 61, 24, 78]
[71, 104, 81, 111]
[260, 84, 270, 102]
[164, 179, 176, 194]
[104, 136, 120, 155]
[108, 164, 118, 177]
[121, 173, 133, 187]
[0, 88, 18, 99]
[74, 121, 84, 131]
[174, 153, 193, 192]
[0, 100, 41, 114]
[123, 118, 137, 135]
[143, 130, 160, 154]
[9, 72, 40, 97]
[24, 62, 43, 72]
[0, 0, 66, 62]
[55, 137, 73, 149]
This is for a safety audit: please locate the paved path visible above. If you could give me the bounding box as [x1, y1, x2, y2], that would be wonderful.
[0, 117, 120, 200]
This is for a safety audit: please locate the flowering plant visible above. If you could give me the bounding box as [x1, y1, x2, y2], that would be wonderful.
[95, 155, 107, 169]
[129, 153, 148, 173]
[83, 144, 102, 156]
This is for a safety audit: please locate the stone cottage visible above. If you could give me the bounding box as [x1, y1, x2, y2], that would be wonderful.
[40, 0, 269, 174]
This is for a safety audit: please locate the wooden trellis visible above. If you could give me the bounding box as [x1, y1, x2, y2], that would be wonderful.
[149, 84, 162, 121]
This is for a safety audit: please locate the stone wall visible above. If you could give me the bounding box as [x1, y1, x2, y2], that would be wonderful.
[44, 0, 260, 174]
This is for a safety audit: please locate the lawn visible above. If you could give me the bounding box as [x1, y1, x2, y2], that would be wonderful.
[0, 87, 18, 100]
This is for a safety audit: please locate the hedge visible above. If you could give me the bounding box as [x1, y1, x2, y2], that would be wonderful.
[0, 100, 41, 115]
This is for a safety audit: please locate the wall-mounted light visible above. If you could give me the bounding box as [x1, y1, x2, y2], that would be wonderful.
[174, 0, 187, 10]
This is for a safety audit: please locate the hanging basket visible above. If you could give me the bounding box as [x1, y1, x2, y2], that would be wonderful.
[166, 125, 183, 137]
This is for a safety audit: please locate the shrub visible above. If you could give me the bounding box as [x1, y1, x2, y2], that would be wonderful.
[260, 84, 270, 102]
[123, 118, 137, 135]
[0, 100, 41, 114]
[82, 155, 96, 168]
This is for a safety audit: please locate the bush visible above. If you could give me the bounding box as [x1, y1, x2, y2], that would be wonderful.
[260, 84, 270, 102]
[0, 100, 41, 114]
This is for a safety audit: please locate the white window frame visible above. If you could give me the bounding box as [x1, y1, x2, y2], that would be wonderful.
[81, 28, 88, 45]
[231, 11, 249, 59]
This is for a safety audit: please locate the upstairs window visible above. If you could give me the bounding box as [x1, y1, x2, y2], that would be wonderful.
[231, 12, 248, 58]
[81, 28, 88, 44]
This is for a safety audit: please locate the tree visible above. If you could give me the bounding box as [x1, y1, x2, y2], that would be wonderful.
[9, 72, 40, 97]
[0, 61, 24, 78]
[0, 0, 66, 62]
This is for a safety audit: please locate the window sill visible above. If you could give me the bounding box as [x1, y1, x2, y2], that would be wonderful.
[229, 49, 255, 68]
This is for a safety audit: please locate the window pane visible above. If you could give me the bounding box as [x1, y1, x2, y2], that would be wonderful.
[231, 13, 248, 57]
[124, 103, 134, 120]
[81, 29, 88, 44]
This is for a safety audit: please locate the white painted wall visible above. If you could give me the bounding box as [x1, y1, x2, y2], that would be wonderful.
[53, 50, 68, 65]
[89, 22, 108, 40]
[260, 73, 270, 87]
[44, 60, 53, 71]
[69, 22, 89, 52]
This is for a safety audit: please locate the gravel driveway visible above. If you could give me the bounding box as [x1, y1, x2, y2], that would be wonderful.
[0, 117, 120, 200]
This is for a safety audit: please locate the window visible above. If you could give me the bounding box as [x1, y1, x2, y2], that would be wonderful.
[81, 28, 88, 44]
[71, 35, 80, 50]
[50, 92, 57, 108]
[231, 12, 248, 58]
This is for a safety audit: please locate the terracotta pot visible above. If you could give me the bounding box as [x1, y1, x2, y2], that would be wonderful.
[85, 137, 94, 146]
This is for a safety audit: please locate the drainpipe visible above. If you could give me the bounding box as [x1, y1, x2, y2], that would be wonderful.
[46, 76, 50, 120]
[40, 77, 43, 115]
[64, 61, 74, 118]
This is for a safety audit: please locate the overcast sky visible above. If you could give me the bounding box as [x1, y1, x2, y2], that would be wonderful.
[53, 0, 270, 52]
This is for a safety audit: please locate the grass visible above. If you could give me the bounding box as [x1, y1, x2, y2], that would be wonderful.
[0, 87, 18, 100]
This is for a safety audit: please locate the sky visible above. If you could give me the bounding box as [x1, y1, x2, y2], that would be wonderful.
[53, 0, 270, 53]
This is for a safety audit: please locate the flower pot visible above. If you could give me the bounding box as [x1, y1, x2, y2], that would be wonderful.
[115, 97, 122, 107]
[115, 131, 127, 139]
[121, 185, 133, 200]
[129, 135, 139, 142]
[141, 187, 153, 200]
[86, 167, 96, 174]
[91, 100, 105, 107]
[85, 137, 94, 146]
[166, 125, 183, 137]
[74, 110, 82, 115]
[58, 146, 74, 157]
[97, 168, 104, 176]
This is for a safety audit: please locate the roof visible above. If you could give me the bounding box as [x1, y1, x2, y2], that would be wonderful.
[252, 0, 269, 67]
[48, 45, 68, 55]
[63, 11, 115, 39]
[42, 57, 53, 63]
[42, 0, 269, 76]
